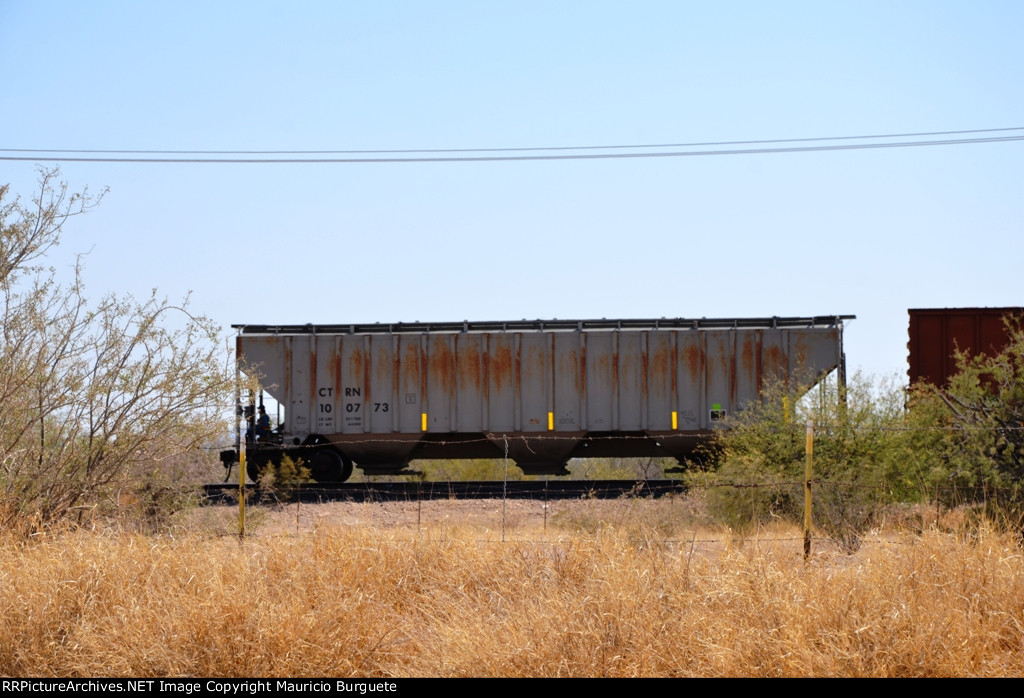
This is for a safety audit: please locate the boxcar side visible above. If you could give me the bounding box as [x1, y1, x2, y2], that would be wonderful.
[908, 307, 1022, 387]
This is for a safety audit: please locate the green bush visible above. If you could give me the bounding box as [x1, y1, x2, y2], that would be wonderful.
[705, 322, 1024, 538]
[907, 319, 1024, 528]
[703, 372, 920, 541]
[567, 457, 678, 480]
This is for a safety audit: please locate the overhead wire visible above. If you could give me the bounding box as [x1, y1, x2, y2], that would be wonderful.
[3, 126, 1023, 155]
[1, 127, 1022, 164]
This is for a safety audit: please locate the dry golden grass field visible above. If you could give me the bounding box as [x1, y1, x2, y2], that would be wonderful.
[1, 496, 1022, 677]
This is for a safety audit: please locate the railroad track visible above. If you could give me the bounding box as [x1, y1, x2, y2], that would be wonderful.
[201, 479, 688, 504]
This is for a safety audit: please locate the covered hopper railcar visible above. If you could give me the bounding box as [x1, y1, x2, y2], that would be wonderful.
[220, 316, 853, 482]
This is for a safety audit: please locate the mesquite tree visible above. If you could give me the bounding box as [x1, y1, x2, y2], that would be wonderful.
[0, 168, 232, 529]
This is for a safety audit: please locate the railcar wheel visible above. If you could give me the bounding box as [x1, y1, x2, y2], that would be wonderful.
[309, 448, 354, 483]
[246, 457, 272, 484]
[339, 453, 354, 482]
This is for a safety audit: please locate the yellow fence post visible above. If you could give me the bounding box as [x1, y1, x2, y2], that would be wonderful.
[803, 419, 813, 560]
[239, 438, 246, 539]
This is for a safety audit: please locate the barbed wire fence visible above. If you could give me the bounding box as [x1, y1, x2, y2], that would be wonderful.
[217, 418, 1024, 556]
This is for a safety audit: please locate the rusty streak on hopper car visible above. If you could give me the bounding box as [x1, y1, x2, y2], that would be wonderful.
[907, 308, 1023, 387]
[226, 316, 853, 482]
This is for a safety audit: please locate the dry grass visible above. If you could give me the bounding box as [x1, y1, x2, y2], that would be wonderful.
[1, 505, 1022, 677]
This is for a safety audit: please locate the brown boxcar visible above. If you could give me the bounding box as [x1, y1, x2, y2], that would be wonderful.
[908, 307, 1022, 386]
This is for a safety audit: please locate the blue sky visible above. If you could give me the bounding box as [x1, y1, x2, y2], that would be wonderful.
[2, 1, 1022, 381]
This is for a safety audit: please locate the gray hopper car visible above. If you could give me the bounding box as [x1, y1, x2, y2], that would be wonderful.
[221, 316, 853, 482]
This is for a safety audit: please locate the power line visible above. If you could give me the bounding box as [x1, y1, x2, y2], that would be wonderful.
[1, 132, 1022, 164]
[3, 126, 1022, 156]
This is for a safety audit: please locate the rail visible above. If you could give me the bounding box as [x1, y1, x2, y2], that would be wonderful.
[202, 479, 689, 504]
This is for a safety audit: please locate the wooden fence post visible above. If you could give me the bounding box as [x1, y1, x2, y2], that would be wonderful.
[804, 419, 813, 560]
